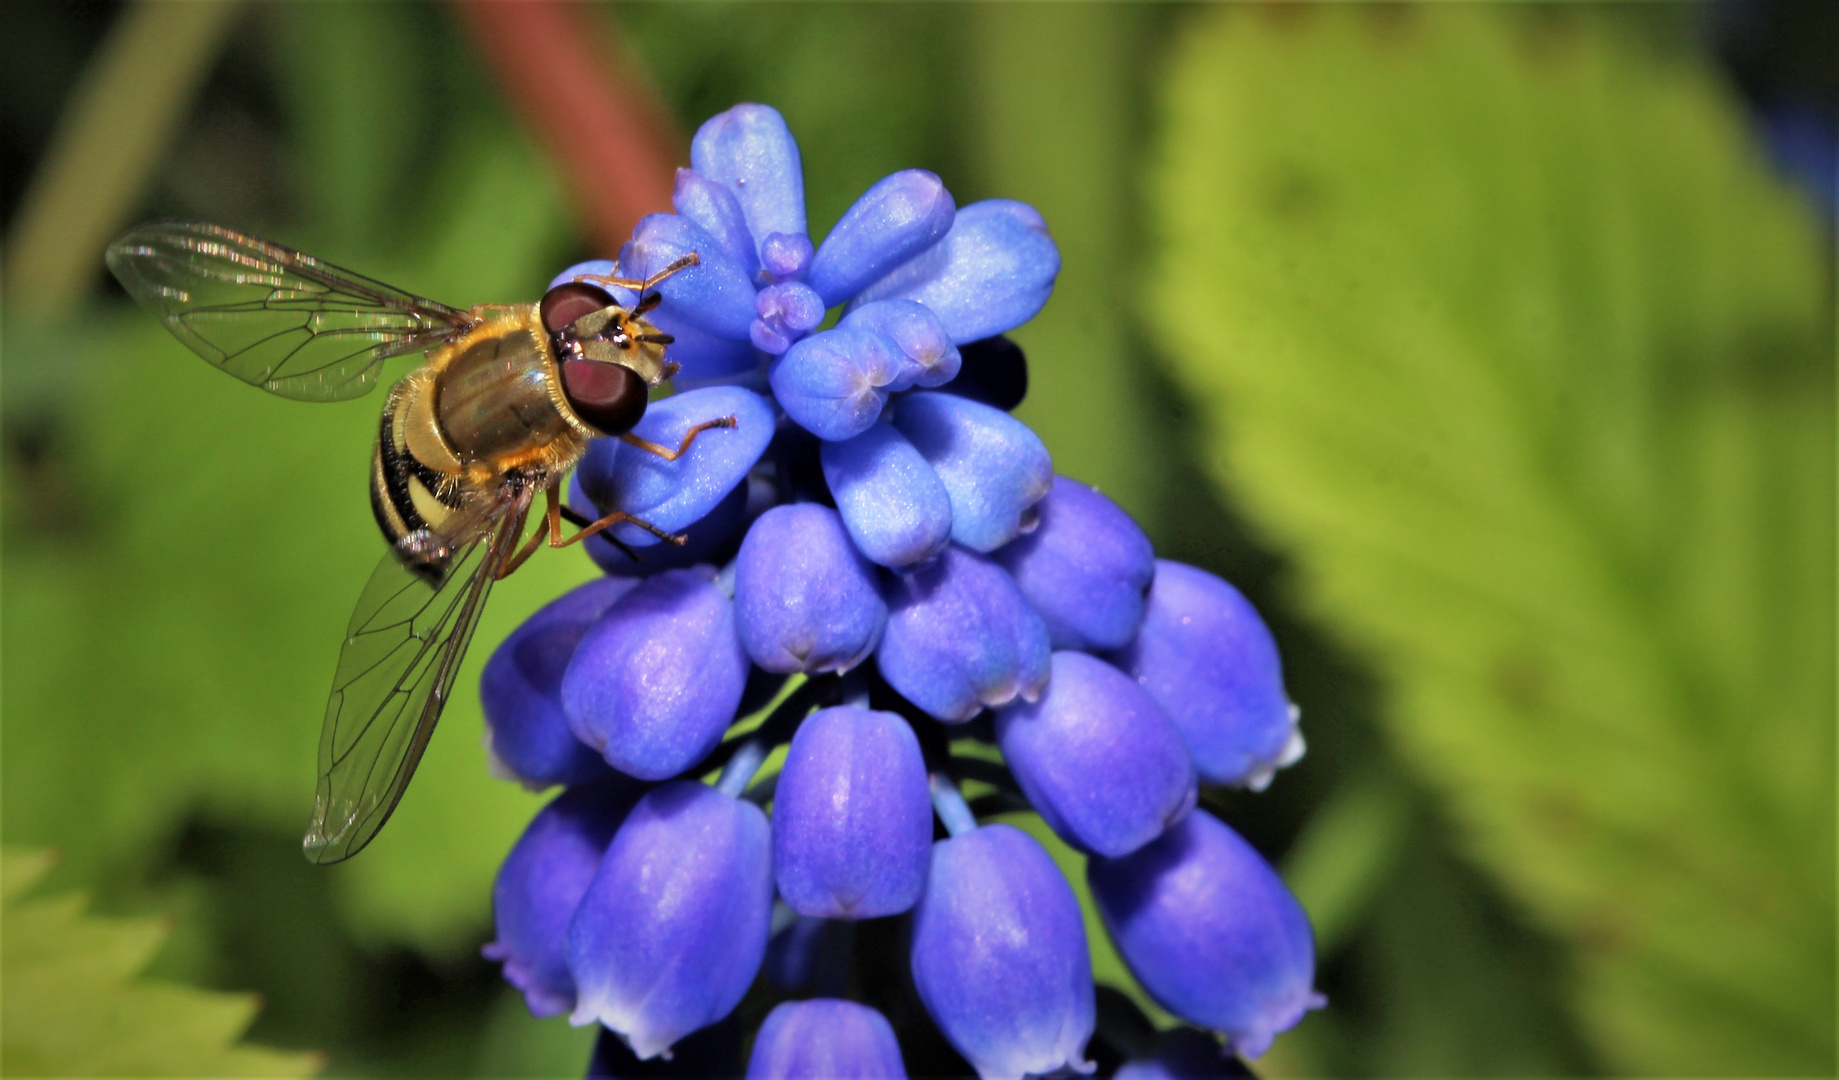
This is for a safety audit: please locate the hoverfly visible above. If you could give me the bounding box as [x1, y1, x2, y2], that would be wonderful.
[106, 222, 733, 864]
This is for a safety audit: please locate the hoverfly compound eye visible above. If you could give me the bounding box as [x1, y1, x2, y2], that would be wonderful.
[540, 282, 615, 335]
[560, 358, 648, 435]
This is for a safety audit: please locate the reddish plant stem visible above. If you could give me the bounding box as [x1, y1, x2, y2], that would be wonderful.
[451, 0, 683, 255]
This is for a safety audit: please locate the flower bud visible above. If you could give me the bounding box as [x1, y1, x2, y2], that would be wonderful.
[773, 706, 931, 917]
[1087, 810, 1323, 1059]
[996, 652, 1196, 857]
[734, 505, 886, 674]
[892, 392, 1051, 553]
[672, 167, 760, 281]
[747, 999, 908, 1080]
[1115, 1029, 1252, 1080]
[820, 422, 953, 569]
[569, 782, 774, 1060]
[840, 299, 961, 390]
[574, 385, 775, 550]
[761, 231, 815, 280]
[808, 169, 956, 307]
[481, 577, 636, 788]
[751, 280, 825, 355]
[562, 569, 748, 780]
[854, 200, 1059, 344]
[996, 475, 1154, 651]
[692, 103, 806, 253]
[910, 824, 1095, 1080]
[878, 547, 1050, 722]
[1108, 562, 1302, 789]
[770, 327, 903, 440]
[484, 779, 643, 1017]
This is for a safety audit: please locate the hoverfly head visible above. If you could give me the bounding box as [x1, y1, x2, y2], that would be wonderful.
[539, 281, 653, 436]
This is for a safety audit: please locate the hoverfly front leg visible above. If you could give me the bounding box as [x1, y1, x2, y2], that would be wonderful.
[619, 415, 739, 462]
[572, 252, 701, 297]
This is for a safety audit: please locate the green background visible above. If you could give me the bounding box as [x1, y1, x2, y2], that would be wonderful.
[2, 3, 1832, 1076]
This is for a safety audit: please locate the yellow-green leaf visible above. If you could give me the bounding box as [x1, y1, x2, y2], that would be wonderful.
[2, 848, 320, 1077]
[1149, 7, 1833, 1072]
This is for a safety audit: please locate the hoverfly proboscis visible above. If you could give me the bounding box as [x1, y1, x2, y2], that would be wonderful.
[105, 221, 736, 864]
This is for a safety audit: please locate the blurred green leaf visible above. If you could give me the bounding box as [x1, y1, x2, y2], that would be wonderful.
[263, 3, 428, 257]
[968, 4, 1165, 530]
[2, 848, 319, 1076]
[1279, 771, 1409, 956]
[1150, 6, 1834, 1073]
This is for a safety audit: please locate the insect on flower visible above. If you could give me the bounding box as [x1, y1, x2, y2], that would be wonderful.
[105, 222, 734, 864]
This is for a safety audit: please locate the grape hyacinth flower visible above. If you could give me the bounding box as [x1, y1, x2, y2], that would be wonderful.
[482, 102, 1322, 1074]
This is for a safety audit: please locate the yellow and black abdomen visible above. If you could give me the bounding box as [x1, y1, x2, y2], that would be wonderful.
[369, 309, 595, 568]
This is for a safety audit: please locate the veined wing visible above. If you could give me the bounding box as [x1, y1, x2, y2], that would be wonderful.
[303, 511, 522, 864]
[105, 221, 476, 402]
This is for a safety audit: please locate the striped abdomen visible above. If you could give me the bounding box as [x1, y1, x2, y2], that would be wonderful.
[370, 380, 469, 570]
[369, 312, 596, 571]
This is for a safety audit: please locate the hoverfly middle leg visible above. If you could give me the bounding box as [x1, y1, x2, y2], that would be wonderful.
[497, 483, 688, 580]
[618, 415, 739, 462]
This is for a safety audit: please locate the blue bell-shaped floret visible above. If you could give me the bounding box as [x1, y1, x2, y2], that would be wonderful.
[995, 651, 1196, 857]
[996, 475, 1154, 651]
[1108, 561, 1303, 790]
[671, 167, 759, 280]
[770, 327, 904, 440]
[840, 300, 960, 391]
[480, 577, 635, 788]
[734, 504, 887, 674]
[772, 706, 931, 918]
[891, 392, 1051, 553]
[807, 169, 955, 307]
[854, 199, 1059, 345]
[746, 999, 908, 1080]
[820, 421, 953, 569]
[1087, 809, 1324, 1059]
[483, 779, 643, 1017]
[691, 103, 807, 261]
[909, 823, 1095, 1080]
[568, 781, 774, 1060]
[562, 569, 748, 780]
[877, 546, 1050, 722]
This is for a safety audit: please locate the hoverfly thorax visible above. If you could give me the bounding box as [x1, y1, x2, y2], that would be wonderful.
[540, 281, 678, 438]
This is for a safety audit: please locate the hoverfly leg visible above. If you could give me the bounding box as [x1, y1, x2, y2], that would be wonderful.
[495, 499, 543, 579]
[558, 508, 686, 549]
[573, 252, 701, 297]
[619, 415, 738, 462]
[532, 482, 687, 555]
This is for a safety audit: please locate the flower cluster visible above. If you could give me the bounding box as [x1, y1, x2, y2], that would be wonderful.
[481, 104, 1322, 1079]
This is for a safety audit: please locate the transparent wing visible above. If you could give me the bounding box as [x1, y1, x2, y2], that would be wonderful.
[302, 516, 519, 864]
[105, 221, 476, 402]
